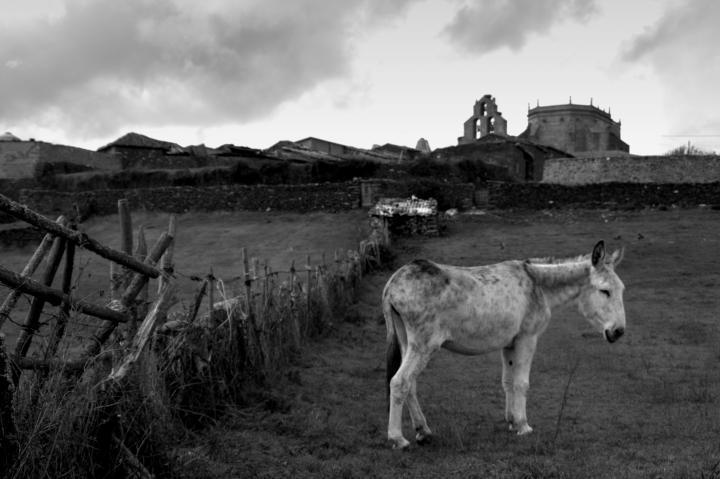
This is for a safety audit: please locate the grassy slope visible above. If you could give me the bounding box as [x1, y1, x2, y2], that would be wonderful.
[171, 208, 720, 478]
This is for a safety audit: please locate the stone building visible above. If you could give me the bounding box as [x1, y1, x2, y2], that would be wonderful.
[0, 131, 119, 179]
[520, 102, 629, 156]
[97, 132, 182, 169]
[436, 133, 569, 182]
[458, 94, 508, 145]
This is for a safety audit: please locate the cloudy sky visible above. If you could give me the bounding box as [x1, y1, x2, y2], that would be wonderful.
[1, 0, 718, 154]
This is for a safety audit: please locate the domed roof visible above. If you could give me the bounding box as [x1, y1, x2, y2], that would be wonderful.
[0, 131, 21, 142]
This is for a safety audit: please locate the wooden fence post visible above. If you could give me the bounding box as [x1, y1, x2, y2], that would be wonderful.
[242, 248, 264, 369]
[305, 255, 312, 325]
[158, 214, 176, 294]
[118, 199, 133, 289]
[186, 279, 208, 324]
[43, 236, 76, 363]
[131, 225, 148, 337]
[207, 268, 215, 324]
[106, 281, 177, 383]
[0, 216, 62, 330]
[0, 332, 18, 476]
[82, 232, 173, 361]
[12, 222, 68, 386]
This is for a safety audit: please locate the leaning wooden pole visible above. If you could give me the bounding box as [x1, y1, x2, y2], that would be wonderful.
[0, 193, 161, 278]
[158, 214, 176, 294]
[131, 225, 148, 337]
[106, 281, 177, 383]
[44, 237, 77, 362]
[12, 232, 67, 385]
[0, 266, 129, 323]
[83, 232, 173, 360]
[0, 216, 63, 330]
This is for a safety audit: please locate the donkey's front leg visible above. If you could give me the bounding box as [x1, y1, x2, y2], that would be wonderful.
[505, 335, 538, 435]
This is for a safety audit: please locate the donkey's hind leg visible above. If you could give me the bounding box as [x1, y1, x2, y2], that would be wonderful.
[388, 346, 431, 449]
[407, 380, 432, 444]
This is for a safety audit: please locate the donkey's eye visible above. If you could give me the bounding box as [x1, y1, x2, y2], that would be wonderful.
[600, 289, 611, 298]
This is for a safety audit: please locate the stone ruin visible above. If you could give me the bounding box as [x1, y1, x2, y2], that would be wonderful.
[369, 196, 439, 237]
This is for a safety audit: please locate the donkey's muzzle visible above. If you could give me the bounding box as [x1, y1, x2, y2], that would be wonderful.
[604, 327, 625, 343]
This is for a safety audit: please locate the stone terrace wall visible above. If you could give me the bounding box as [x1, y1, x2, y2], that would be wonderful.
[20, 183, 362, 218]
[489, 181, 720, 209]
[543, 156, 720, 184]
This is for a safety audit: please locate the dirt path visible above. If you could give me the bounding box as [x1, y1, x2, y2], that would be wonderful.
[172, 208, 720, 479]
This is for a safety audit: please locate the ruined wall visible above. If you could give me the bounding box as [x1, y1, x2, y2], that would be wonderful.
[0, 142, 41, 178]
[543, 156, 720, 184]
[20, 183, 363, 218]
[489, 181, 720, 209]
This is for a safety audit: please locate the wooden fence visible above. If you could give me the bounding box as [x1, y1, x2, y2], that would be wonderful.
[0, 192, 389, 477]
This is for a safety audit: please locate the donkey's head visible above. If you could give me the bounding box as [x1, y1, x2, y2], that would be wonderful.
[578, 241, 626, 343]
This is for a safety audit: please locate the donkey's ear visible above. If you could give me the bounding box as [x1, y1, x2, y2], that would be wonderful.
[610, 247, 624, 267]
[591, 240, 605, 267]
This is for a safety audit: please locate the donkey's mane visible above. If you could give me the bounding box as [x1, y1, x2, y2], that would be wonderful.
[525, 253, 590, 265]
[523, 256, 591, 289]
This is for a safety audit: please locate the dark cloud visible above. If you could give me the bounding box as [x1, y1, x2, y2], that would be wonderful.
[0, 0, 418, 137]
[442, 0, 597, 54]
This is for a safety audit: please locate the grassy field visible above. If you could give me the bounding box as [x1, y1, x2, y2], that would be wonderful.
[0, 209, 369, 352]
[170, 207, 720, 478]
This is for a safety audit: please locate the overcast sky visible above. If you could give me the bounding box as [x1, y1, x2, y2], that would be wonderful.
[2, 0, 719, 154]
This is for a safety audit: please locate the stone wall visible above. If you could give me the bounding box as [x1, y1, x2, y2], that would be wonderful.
[543, 155, 720, 184]
[20, 182, 363, 218]
[489, 181, 720, 209]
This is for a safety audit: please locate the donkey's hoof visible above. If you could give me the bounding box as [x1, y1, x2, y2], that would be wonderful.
[390, 437, 411, 450]
[415, 431, 433, 445]
[516, 424, 534, 436]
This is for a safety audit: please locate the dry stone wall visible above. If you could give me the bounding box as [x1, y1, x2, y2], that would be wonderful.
[489, 181, 720, 209]
[20, 183, 362, 218]
[543, 156, 720, 184]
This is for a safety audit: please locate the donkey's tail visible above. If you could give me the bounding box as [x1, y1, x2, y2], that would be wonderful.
[384, 299, 404, 412]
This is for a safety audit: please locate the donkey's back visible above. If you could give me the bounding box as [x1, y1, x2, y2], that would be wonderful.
[383, 258, 543, 354]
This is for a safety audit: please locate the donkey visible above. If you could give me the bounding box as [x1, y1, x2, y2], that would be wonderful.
[383, 240, 625, 449]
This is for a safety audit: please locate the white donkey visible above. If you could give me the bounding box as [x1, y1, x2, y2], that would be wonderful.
[383, 240, 625, 449]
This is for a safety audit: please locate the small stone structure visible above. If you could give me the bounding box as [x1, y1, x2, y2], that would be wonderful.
[458, 94, 508, 145]
[369, 196, 439, 237]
